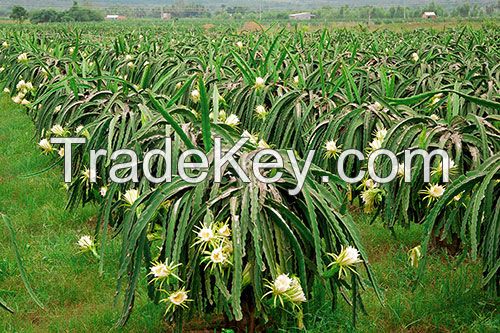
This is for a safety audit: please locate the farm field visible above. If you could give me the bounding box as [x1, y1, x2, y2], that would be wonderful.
[0, 20, 499, 332]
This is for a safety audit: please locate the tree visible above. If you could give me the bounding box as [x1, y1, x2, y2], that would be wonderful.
[10, 6, 29, 23]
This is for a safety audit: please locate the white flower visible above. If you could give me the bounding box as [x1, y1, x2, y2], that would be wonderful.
[327, 245, 363, 278]
[124, 54, 133, 61]
[430, 114, 440, 121]
[255, 77, 265, 89]
[374, 127, 387, 141]
[371, 101, 383, 111]
[51, 124, 66, 136]
[368, 138, 383, 152]
[293, 76, 299, 84]
[197, 225, 215, 243]
[54, 105, 62, 113]
[123, 189, 139, 206]
[360, 187, 383, 213]
[168, 289, 189, 306]
[20, 99, 30, 105]
[190, 89, 200, 103]
[428, 184, 445, 198]
[325, 140, 342, 159]
[175, 82, 183, 89]
[75, 125, 84, 134]
[99, 186, 108, 197]
[3, 87, 10, 93]
[411, 52, 419, 62]
[264, 274, 306, 308]
[218, 224, 231, 237]
[12, 94, 23, 104]
[273, 274, 293, 294]
[2, 41, 8, 48]
[16, 80, 26, 91]
[255, 105, 268, 119]
[420, 183, 445, 205]
[362, 178, 376, 189]
[58, 148, 65, 157]
[69, 47, 75, 54]
[127, 61, 135, 68]
[408, 245, 422, 267]
[77, 235, 94, 251]
[17, 53, 28, 62]
[430, 93, 444, 105]
[38, 139, 53, 154]
[432, 159, 458, 177]
[236, 41, 243, 49]
[24, 82, 34, 91]
[151, 263, 170, 278]
[335, 246, 362, 266]
[397, 163, 405, 178]
[287, 277, 306, 304]
[224, 114, 240, 127]
[210, 247, 227, 264]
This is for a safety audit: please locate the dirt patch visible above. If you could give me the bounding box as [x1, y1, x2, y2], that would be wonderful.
[241, 21, 264, 32]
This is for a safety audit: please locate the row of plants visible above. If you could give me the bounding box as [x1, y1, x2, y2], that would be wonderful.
[0, 22, 498, 330]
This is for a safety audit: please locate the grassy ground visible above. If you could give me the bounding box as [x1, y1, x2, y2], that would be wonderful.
[0, 94, 498, 332]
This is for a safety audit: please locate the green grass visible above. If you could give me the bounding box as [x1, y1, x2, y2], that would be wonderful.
[0, 94, 498, 332]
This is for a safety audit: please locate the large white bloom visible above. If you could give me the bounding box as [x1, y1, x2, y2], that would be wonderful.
[190, 89, 200, 103]
[408, 245, 422, 268]
[325, 140, 342, 159]
[197, 225, 215, 243]
[169, 290, 189, 306]
[374, 127, 387, 141]
[273, 274, 293, 294]
[420, 183, 445, 205]
[99, 186, 108, 197]
[255, 105, 268, 119]
[17, 53, 28, 62]
[51, 124, 66, 136]
[255, 77, 265, 89]
[224, 114, 240, 127]
[77, 235, 94, 251]
[38, 139, 53, 154]
[327, 245, 363, 279]
[217, 224, 231, 238]
[368, 138, 383, 152]
[210, 247, 227, 264]
[123, 189, 139, 206]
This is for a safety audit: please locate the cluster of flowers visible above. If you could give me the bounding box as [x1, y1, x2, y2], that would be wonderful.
[324, 120, 460, 212]
[38, 123, 70, 156]
[264, 274, 306, 309]
[11, 79, 34, 106]
[149, 259, 191, 314]
[194, 221, 233, 271]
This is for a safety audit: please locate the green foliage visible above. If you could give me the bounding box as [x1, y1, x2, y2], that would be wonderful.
[30, 4, 103, 24]
[9, 6, 29, 23]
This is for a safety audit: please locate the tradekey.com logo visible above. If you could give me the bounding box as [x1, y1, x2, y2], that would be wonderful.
[49, 136, 453, 196]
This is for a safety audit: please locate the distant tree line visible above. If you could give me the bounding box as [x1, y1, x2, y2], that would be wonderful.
[5, 0, 499, 22]
[9, 2, 103, 24]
